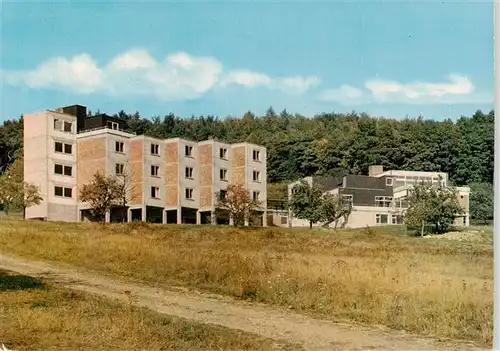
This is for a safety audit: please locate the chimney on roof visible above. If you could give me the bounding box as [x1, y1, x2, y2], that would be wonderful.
[368, 165, 384, 177]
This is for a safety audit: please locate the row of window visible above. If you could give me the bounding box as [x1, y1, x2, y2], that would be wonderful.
[341, 195, 403, 208]
[392, 176, 446, 187]
[54, 186, 73, 198]
[53, 140, 261, 163]
[54, 119, 73, 133]
[115, 163, 261, 183]
[54, 164, 72, 176]
[55, 141, 73, 154]
[52, 185, 261, 202]
[376, 213, 404, 225]
[114, 141, 261, 162]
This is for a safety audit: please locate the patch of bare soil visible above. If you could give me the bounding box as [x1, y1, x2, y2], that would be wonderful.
[0, 253, 487, 351]
[423, 230, 486, 242]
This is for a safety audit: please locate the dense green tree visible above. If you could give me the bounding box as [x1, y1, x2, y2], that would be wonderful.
[0, 118, 23, 173]
[469, 183, 494, 222]
[289, 179, 325, 228]
[405, 179, 463, 236]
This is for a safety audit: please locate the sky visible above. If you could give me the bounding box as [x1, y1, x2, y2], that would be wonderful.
[0, 1, 494, 122]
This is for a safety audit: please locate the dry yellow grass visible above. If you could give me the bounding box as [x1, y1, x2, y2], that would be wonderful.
[0, 269, 286, 350]
[0, 221, 493, 346]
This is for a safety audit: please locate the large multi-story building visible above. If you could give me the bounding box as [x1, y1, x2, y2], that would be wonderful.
[23, 105, 268, 225]
[284, 165, 470, 229]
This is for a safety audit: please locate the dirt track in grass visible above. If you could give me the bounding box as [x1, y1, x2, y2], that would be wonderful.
[0, 253, 487, 351]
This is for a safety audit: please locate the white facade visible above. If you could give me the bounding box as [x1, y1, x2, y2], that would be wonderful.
[287, 169, 469, 229]
[24, 110, 79, 221]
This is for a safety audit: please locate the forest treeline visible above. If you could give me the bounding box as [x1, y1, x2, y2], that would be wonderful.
[1, 107, 494, 185]
[1, 107, 493, 186]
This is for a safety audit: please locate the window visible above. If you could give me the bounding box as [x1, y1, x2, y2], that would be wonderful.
[115, 141, 124, 153]
[151, 187, 160, 199]
[151, 165, 159, 177]
[151, 143, 160, 156]
[376, 214, 388, 224]
[64, 166, 72, 176]
[253, 191, 260, 201]
[219, 148, 228, 159]
[64, 121, 72, 133]
[386, 178, 394, 186]
[54, 119, 62, 131]
[55, 142, 72, 154]
[55, 142, 63, 153]
[391, 215, 404, 225]
[281, 216, 288, 225]
[107, 121, 119, 130]
[64, 187, 72, 198]
[253, 170, 261, 182]
[394, 197, 408, 209]
[185, 167, 193, 179]
[220, 190, 227, 200]
[116, 163, 124, 175]
[54, 164, 71, 176]
[54, 119, 72, 133]
[253, 149, 260, 161]
[375, 196, 393, 207]
[54, 186, 63, 197]
[185, 145, 193, 157]
[64, 143, 72, 154]
[185, 188, 193, 200]
[220, 168, 228, 181]
[55, 186, 72, 198]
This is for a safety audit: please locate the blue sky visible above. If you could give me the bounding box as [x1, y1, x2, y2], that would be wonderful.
[0, 1, 493, 122]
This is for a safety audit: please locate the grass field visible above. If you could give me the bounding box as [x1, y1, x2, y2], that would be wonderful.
[0, 269, 286, 350]
[0, 221, 493, 346]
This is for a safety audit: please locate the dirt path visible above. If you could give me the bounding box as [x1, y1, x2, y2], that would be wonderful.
[0, 253, 487, 351]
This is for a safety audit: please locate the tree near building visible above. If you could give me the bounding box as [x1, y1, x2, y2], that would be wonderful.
[288, 179, 325, 228]
[214, 184, 262, 226]
[321, 193, 353, 229]
[469, 182, 493, 224]
[79, 172, 124, 223]
[0, 154, 42, 218]
[114, 162, 141, 222]
[405, 179, 463, 236]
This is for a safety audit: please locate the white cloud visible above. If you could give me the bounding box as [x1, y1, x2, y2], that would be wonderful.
[107, 49, 156, 71]
[221, 70, 272, 87]
[318, 74, 491, 105]
[365, 74, 475, 102]
[274, 75, 321, 95]
[221, 69, 320, 95]
[2, 49, 318, 100]
[2, 54, 104, 94]
[317, 85, 364, 103]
